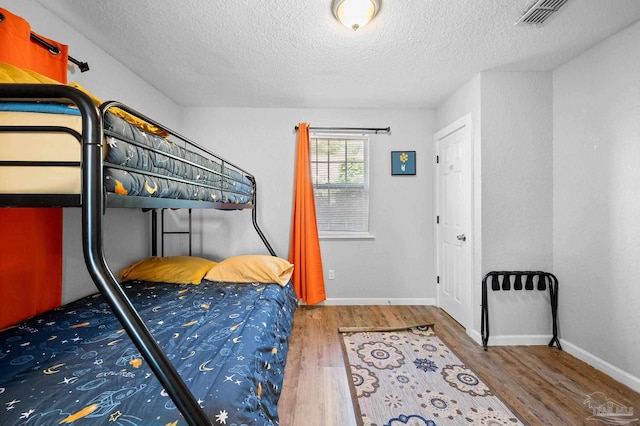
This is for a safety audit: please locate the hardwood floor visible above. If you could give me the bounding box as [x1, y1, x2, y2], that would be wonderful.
[278, 305, 640, 426]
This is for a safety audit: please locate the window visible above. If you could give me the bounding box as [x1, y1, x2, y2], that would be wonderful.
[310, 134, 370, 236]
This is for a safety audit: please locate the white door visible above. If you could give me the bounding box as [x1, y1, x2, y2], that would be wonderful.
[434, 114, 472, 328]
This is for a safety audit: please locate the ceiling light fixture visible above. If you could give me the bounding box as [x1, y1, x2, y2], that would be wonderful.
[332, 0, 380, 31]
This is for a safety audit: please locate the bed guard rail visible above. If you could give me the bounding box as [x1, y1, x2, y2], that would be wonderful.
[97, 101, 277, 257]
[481, 270, 560, 351]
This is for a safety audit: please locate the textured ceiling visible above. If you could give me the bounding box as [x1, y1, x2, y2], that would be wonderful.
[37, 0, 640, 109]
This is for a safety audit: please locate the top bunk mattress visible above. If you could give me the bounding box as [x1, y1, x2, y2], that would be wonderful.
[0, 104, 253, 205]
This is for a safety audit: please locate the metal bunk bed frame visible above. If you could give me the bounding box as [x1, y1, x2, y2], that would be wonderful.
[0, 83, 276, 425]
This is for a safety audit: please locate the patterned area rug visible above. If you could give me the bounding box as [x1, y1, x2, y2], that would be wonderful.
[339, 325, 526, 426]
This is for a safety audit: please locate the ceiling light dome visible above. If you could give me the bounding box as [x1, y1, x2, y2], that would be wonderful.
[332, 0, 380, 31]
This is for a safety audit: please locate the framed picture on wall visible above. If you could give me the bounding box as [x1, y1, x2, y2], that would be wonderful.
[391, 151, 416, 175]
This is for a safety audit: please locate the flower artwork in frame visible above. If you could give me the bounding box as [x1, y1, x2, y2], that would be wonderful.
[391, 151, 416, 175]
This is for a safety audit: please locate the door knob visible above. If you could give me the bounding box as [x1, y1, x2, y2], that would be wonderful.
[456, 234, 466, 242]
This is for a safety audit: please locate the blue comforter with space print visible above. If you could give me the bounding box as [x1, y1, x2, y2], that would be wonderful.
[0, 280, 297, 425]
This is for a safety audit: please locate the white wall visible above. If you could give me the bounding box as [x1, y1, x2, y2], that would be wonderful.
[436, 75, 481, 132]
[553, 21, 640, 387]
[3, 2, 183, 302]
[435, 72, 554, 343]
[480, 72, 554, 341]
[180, 107, 435, 303]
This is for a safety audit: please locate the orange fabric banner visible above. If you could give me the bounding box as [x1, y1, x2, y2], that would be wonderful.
[0, 8, 66, 328]
[289, 123, 326, 305]
[0, 209, 63, 328]
[0, 8, 69, 83]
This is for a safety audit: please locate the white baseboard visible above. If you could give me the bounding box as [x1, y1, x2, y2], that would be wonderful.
[484, 334, 554, 347]
[464, 329, 555, 348]
[320, 298, 436, 306]
[560, 339, 640, 394]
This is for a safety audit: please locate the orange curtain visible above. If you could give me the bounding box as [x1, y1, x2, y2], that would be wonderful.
[289, 123, 326, 305]
[0, 8, 69, 83]
[0, 7, 66, 328]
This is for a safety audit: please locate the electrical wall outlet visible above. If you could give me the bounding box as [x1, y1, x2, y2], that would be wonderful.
[328, 269, 335, 280]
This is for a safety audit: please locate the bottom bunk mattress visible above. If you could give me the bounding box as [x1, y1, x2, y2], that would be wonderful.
[0, 280, 297, 425]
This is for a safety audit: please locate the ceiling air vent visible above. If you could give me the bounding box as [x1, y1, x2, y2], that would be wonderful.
[516, 0, 571, 26]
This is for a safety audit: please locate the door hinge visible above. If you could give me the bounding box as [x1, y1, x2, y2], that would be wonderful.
[437, 275, 440, 284]
[436, 155, 439, 164]
[436, 215, 439, 224]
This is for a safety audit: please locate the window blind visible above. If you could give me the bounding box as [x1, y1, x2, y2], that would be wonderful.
[310, 135, 369, 234]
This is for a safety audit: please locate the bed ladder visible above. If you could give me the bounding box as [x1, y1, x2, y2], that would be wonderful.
[160, 208, 192, 257]
[149, 205, 276, 258]
[151, 209, 192, 257]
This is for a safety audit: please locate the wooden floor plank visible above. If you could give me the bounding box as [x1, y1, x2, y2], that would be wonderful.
[278, 305, 640, 426]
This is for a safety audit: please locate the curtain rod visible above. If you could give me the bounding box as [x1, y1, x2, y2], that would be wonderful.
[30, 32, 90, 72]
[294, 126, 390, 134]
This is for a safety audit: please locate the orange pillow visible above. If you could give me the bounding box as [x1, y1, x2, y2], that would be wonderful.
[118, 256, 217, 284]
[204, 255, 293, 286]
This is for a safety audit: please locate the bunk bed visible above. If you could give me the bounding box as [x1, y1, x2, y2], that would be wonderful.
[0, 83, 297, 425]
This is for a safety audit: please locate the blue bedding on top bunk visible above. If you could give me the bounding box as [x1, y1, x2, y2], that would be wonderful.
[102, 113, 254, 204]
[0, 280, 297, 425]
[0, 102, 80, 115]
[0, 102, 254, 204]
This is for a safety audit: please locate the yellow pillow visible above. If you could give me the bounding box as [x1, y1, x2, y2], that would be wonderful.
[118, 256, 217, 285]
[204, 255, 294, 287]
[0, 63, 169, 137]
[0, 62, 60, 84]
[68, 82, 170, 137]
